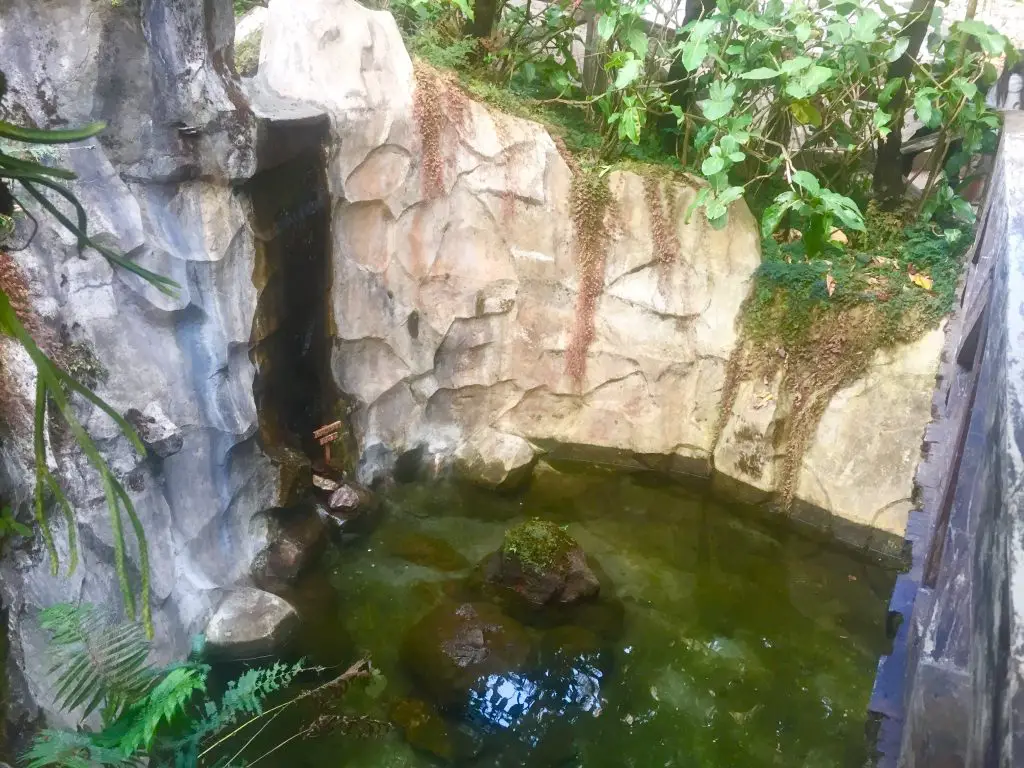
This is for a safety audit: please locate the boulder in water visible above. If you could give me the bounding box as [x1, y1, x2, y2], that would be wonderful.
[454, 429, 537, 491]
[205, 588, 298, 659]
[401, 601, 532, 705]
[391, 697, 483, 762]
[324, 481, 381, 536]
[484, 519, 600, 607]
[251, 504, 328, 592]
[383, 531, 470, 572]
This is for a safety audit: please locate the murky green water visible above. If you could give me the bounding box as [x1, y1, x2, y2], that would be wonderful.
[251, 464, 894, 768]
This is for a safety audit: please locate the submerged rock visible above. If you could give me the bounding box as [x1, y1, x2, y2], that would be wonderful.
[484, 519, 600, 607]
[391, 697, 483, 762]
[250, 504, 328, 593]
[383, 531, 471, 572]
[454, 429, 537, 491]
[205, 588, 299, 659]
[401, 601, 532, 705]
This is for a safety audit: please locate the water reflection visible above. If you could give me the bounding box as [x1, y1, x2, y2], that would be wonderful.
[467, 651, 606, 731]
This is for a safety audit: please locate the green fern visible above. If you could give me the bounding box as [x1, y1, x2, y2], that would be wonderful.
[22, 730, 136, 768]
[29, 606, 374, 768]
[39, 603, 155, 721]
[108, 666, 208, 755]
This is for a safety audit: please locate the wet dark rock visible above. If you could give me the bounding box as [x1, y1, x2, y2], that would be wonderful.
[251, 504, 327, 593]
[324, 482, 381, 537]
[391, 697, 484, 762]
[401, 601, 533, 705]
[384, 531, 471, 572]
[484, 519, 600, 607]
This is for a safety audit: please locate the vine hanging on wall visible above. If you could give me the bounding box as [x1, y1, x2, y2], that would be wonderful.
[564, 167, 611, 385]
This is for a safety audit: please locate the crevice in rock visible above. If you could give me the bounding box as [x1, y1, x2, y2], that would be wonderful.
[247, 121, 354, 483]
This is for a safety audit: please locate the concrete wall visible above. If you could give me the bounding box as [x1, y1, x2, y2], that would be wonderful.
[869, 112, 1024, 768]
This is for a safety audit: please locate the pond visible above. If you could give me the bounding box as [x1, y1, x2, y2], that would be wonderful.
[245, 463, 895, 768]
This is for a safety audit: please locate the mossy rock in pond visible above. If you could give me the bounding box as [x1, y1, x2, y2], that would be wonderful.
[400, 601, 533, 706]
[483, 519, 600, 607]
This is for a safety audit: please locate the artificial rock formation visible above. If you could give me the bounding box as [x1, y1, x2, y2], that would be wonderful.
[258, 0, 943, 556]
[0, 0, 320, 729]
[259, 0, 759, 479]
[0, 0, 947, 731]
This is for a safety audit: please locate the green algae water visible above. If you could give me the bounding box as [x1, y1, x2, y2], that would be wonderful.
[254, 465, 895, 768]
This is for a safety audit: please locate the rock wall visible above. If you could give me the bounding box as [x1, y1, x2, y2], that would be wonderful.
[258, 0, 942, 555]
[0, 0, 310, 732]
[0, 0, 948, 732]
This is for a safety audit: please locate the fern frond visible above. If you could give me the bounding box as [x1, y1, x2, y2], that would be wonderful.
[105, 665, 208, 755]
[22, 729, 135, 768]
[39, 603, 155, 721]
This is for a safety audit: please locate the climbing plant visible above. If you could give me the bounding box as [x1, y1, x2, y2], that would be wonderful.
[0, 70, 175, 633]
[394, 0, 1009, 241]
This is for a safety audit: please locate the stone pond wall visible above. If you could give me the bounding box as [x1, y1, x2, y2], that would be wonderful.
[0, 0, 946, 729]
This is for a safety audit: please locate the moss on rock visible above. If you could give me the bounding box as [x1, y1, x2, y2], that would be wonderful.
[501, 518, 575, 575]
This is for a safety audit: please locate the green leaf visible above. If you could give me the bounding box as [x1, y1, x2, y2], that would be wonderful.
[790, 100, 822, 127]
[781, 56, 813, 75]
[451, 0, 473, 20]
[854, 9, 882, 42]
[702, 155, 726, 175]
[681, 40, 709, 72]
[820, 190, 865, 231]
[626, 29, 648, 59]
[791, 170, 820, 194]
[953, 77, 979, 100]
[760, 201, 789, 238]
[794, 22, 812, 43]
[614, 57, 643, 89]
[872, 110, 891, 130]
[717, 186, 745, 206]
[914, 91, 934, 126]
[698, 97, 733, 121]
[728, 151, 746, 162]
[685, 187, 711, 222]
[0, 120, 106, 144]
[950, 195, 976, 224]
[956, 20, 1009, 56]
[739, 67, 781, 80]
[597, 13, 616, 41]
[887, 37, 910, 62]
[618, 106, 641, 144]
[878, 77, 903, 108]
[0, 153, 77, 180]
[801, 66, 834, 93]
